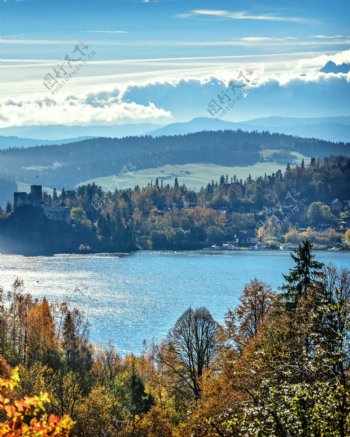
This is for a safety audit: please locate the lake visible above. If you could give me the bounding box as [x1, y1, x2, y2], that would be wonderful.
[0, 250, 349, 355]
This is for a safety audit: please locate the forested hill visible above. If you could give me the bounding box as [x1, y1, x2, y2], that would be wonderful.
[0, 129, 349, 189]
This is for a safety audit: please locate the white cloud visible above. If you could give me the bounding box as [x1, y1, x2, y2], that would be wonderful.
[296, 49, 350, 70]
[0, 95, 171, 128]
[2, 36, 349, 49]
[240, 37, 298, 42]
[0, 38, 79, 45]
[240, 37, 274, 42]
[180, 9, 307, 23]
[85, 30, 128, 34]
[120, 71, 350, 120]
[311, 35, 346, 39]
[1, 50, 349, 127]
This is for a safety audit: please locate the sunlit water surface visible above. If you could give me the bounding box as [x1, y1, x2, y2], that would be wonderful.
[0, 251, 349, 355]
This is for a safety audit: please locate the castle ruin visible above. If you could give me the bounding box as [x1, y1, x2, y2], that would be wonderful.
[14, 185, 71, 224]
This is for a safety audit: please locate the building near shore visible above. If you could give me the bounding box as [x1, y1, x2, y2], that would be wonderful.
[13, 185, 71, 224]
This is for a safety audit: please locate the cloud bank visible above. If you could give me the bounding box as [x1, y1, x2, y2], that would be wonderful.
[0, 97, 171, 127]
[0, 51, 349, 127]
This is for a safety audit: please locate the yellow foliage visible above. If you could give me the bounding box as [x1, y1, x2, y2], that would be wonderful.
[137, 406, 174, 436]
[345, 229, 350, 244]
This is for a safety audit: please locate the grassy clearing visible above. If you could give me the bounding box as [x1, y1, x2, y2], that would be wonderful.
[78, 162, 287, 191]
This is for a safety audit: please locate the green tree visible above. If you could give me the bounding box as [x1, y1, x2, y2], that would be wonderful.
[5, 201, 12, 214]
[281, 239, 324, 311]
[126, 362, 154, 426]
[62, 310, 92, 376]
[307, 201, 333, 226]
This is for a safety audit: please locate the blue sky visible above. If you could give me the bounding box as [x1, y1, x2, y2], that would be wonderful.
[1, 0, 349, 59]
[0, 0, 349, 127]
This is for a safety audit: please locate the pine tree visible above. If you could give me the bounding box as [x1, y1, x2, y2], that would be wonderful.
[126, 362, 154, 431]
[62, 309, 92, 377]
[53, 188, 58, 201]
[62, 311, 79, 372]
[281, 239, 324, 311]
[5, 202, 12, 214]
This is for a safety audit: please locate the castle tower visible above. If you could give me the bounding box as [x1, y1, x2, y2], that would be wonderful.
[30, 185, 43, 207]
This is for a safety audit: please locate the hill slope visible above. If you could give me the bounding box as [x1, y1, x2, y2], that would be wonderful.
[0, 130, 349, 190]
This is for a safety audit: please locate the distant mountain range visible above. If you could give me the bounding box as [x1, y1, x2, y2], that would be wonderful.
[0, 135, 92, 150]
[0, 123, 162, 148]
[149, 116, 350, 142]
[320, 61, 350, 74]
[0, 116, 349, 149]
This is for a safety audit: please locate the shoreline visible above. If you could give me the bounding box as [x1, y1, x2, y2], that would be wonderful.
[0, 245, 349, 257]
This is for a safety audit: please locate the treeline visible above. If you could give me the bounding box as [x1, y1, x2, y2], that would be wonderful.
[1, 241, 350, 435]
[2, 155, 350, 254]
[0, 130, 349, 187]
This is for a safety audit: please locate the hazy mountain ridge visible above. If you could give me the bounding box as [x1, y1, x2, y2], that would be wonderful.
[0, 135, 92, 150]
[0, 123, 163, 145]
[320, 61, 350, 74]
[1, 116, 349, 149]
[0, 130, 349, 192]
[149, 116, 350, 142]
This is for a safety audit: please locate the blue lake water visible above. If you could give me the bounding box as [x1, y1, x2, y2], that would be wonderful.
[0, 250, 349, 355]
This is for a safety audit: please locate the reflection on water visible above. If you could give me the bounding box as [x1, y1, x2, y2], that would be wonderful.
[0, 251, 349, 355]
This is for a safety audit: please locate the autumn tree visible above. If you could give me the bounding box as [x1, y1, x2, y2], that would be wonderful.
[27, 298, 58, 368]
[225, 279, 276, 351]
[345, 228, 350, 246]
[137, 406, 173, 437]
[92, 343, 123, 387]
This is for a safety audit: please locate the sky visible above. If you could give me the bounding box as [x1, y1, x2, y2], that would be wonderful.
[0, 0, 350, 128]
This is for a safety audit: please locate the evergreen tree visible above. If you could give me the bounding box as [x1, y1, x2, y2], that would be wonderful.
[62, 311, 79, 372]
[5, 202, 12, 214]
[126, 362, 154, 431]
[281, 239, 324, 311]
[53, 188, 58, 201]
[62, 309, 92, 377]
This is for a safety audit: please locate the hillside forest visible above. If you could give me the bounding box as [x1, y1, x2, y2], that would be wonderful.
[0, 156, 349, 254]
